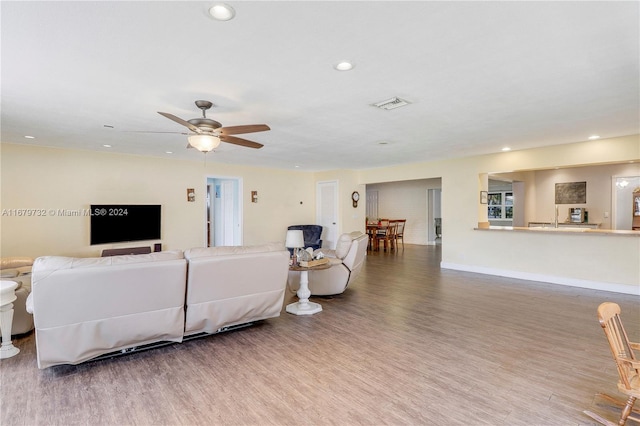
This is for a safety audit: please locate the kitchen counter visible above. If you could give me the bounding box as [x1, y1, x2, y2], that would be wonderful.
[527, 221, 601, 229]
[475, 225, 639, 236]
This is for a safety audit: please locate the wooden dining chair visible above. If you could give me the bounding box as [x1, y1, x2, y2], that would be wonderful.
[372, 219, 389, 251]
[394, 219, 406, 249]
[584, 302, 640, 426]
[376, 220, 396, 252]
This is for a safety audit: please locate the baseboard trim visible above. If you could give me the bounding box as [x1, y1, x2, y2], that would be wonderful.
[440, 262, 640, 296]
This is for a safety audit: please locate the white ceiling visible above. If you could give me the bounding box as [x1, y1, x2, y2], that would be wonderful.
[2, 1, 639, 171]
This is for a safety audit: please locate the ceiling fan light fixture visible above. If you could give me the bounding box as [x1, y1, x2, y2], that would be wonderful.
[188, 134, 221, 152]
[208, 4, 235, 21]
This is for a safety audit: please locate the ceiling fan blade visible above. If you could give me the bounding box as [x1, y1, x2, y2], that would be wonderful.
[158, 112, 202, 134]
[219, 124, 270, 135]
[220, 135, 264, 149]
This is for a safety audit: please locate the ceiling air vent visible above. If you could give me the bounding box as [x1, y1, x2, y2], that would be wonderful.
[371, 97, 410, 110]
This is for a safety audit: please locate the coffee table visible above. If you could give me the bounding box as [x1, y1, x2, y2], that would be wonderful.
[286, 262, 331, 315]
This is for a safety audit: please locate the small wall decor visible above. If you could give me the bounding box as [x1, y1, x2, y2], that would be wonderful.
[480, 191, 488, 204]
[555, 181, 586, 204]
[187, 188, 195, 202]
[251, 191, 258, 203]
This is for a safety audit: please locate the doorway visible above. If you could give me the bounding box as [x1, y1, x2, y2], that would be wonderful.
[427, 189, 442, 244]
[206, 177, 243, 247]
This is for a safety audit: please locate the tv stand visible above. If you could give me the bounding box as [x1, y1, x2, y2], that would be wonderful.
[101, 246, 152, 257]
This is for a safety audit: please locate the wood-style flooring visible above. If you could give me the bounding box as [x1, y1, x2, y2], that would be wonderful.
[1, 244, 638, 425]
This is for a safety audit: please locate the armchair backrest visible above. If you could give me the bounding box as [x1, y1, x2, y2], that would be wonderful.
[287, 225, 323, 249]
[597, 302, 639, 391]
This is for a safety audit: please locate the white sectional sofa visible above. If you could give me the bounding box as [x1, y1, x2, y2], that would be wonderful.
[28, 251, 188, 369]
[184, 243, 290, 335]
[27, 244, 290, 369]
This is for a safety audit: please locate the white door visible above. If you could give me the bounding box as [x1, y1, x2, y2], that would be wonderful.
[217, 180, 235, 245]
[207, 177, 243, 247]
[366, 190, 378, 220]
[317, 180, 339, 249]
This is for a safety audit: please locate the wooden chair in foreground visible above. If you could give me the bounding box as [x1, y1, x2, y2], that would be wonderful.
[584, 302, 640, 426]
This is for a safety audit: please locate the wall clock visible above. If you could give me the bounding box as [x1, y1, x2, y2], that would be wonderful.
[351, 191, 360, 208]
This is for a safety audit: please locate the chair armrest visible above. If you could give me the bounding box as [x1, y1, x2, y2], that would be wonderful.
[629, 342, 640, 351]
[314, 249, 336, 259]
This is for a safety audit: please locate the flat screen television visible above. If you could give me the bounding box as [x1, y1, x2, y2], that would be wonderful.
[90, 204, 161, 245]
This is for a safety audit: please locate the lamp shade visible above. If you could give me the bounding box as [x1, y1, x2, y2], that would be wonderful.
[285, 230, 304, 248]
[188, 134, 221, 152]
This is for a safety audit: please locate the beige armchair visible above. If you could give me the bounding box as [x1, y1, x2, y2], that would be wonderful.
[0, 257, 35, 336]
[288, 231, 368, 296]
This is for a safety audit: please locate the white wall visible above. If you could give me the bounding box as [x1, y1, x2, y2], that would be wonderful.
[0, 144, 315, 258]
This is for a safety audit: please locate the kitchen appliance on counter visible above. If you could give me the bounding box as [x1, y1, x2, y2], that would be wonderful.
[569, 207, 588, 223]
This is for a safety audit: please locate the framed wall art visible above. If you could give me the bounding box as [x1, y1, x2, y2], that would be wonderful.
[555, 181, 586, 204]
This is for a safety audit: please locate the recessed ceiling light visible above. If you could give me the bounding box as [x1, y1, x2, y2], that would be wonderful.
[588, 135, 600, 140]
[334, 61, 354, 71]
[24, 135, 35, 139]
[502, 147, 511, 152]
[165, 151, 173, 154]
[208, 4, 235, 21]
[103, 144, 112, 148]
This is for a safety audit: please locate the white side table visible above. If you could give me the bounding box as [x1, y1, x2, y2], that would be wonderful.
[0, 280, 20, 358]
[286, 263, 331, 316]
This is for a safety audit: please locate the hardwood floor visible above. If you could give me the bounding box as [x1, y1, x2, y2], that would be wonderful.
[1, 244, 638, 425]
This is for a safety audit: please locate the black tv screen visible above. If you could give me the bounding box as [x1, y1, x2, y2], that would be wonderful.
[90, 204, 161, 245]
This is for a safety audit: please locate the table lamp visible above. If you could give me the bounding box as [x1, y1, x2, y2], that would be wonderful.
[285, 230, 304, 266]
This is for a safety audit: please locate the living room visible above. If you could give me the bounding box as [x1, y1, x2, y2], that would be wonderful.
[1, 1, 639, 424]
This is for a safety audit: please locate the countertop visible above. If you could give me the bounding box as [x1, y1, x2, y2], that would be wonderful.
[475, 225, 640, 237]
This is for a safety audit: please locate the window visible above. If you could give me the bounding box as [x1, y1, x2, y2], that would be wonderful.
[488, 192, 513, 220]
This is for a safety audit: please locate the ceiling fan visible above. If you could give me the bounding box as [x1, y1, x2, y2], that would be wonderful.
[158, 100, 269, 152]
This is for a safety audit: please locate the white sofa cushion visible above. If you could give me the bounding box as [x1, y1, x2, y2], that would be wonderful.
[183, 244, 290, 335]
[30, 250, 187, 368]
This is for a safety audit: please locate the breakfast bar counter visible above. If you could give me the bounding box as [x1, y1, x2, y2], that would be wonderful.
[475, 225, 640, 237]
